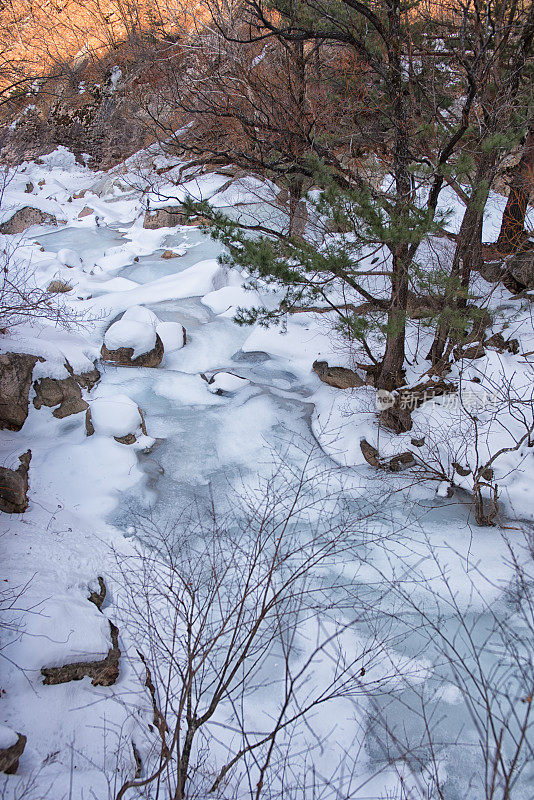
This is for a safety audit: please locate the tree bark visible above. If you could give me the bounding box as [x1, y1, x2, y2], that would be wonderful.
[496, 122, 534, 253]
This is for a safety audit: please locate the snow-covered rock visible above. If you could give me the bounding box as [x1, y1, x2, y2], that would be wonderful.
[103, 318, 157, 359]
[85, 394, 146, 444]
[155, 321, 186, 352]
[207, 372, 250, 394]
[57, 248, 83, 269]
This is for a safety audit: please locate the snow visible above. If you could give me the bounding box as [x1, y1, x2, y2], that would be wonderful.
[0, 725, 18, 750]
[155, 320, 185, 352]
[104, 317, 156, 357]
[88, 394, 142, 437]
[207, 371, 250, 393]
[0, 147, 532, 800]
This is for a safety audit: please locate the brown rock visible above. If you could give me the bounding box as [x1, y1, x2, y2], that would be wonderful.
[41, 620, 120, 687]
[143, 206, 208, 229]
[161, 249, 181, 259]
[24, 182, 34, 194]
[380, 402, 413, 433]
[47, 280, 72, 293]
[73, 190, 87, 199]
[78, 206, 94, 219]
[360, 439, 381, 467]
[0, 732, 26, 774]
[478, 261, 504, 283]
[484, 332, 519, 354]
[388, 451, 415, 472]
[0, 207, 56, 234]
[0, 353, 39, 430]
[88, 576, 106, 610]
[33, 375, 88, 418]
[0, 451, 31, 514]
[312, 360, 364, 389]
[114, 433, 137, 445]
[100, 333, 164, 368]
[506, 248, 534, 290]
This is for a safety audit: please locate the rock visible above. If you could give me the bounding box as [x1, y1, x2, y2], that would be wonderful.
[101, 333, 164, 368]
[506, 249, 534, 289]
[88, 576, 106, 610]
[73, 189, 87, 199]
[47, 279, 72, 293]
[161, 249, 181, 259]
[41, 620, 120, 687]
[360, 440, 380, 467]
[114, 432, 137, 445]
[24, 182, 34, 194]
[478, 261, 504, 283]
[484, 332, 519, 354]
[0, 451, 31, 514]
[411, 436, 425, 447]
[0, 353, 39, 430]
[380, 402, 413, 433]
[143, 206, 208, 229]
[33, 375, 88, 418]
[312, 360, 365, 389]
[156, 321, 186, 353]
[85, 395, 147, 442]
[0, 731, 26, 774]
[0, 207, 56, 234]
[207, 372, 249, 394]
[71, 365, 100, 390]
[453, 462, 472, 477]
[78, 206, 94, 219]
[454, 342, 485, 360]
[388, 451, 415, 472]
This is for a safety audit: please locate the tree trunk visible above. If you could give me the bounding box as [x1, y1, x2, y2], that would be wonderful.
[377, 0, 411, 391]
[428, 150, 496, 364]
[496, 123, 534, 254]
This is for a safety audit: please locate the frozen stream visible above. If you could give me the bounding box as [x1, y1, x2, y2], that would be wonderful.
[21, 206, 534, 799]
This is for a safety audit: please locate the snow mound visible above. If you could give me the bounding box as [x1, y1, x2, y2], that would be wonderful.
[88, 394, 142, 438]
[122, 304, 159, 328]
[208, 372, 250, 393]
[0, 724, 19, 749]
[57, 248, 83, 269]
[155, 321, 185, 353]
[104, 318, 156, 358]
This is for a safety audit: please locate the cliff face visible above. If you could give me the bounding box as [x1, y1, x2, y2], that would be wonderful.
[0, 0, 203, 167]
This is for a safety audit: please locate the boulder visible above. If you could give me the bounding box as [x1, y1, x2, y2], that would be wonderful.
[0, 353, 39, 430]
[0, 730, 26, 774]
[0, 207, 56, 234]
[312, 360, 365, 389]
[33, 368, 99, 419]
[379, 402, 413, 433]
[78, 206, 94, 219]
[388, 451, 415, 472]
[505, 249, 534, 290]
[143, 206, 208, 229]
[42, 620, 120, 687]
[360, 440, 380, 467]
[478, 261, 505, 283]
[47, 280, 72, 294]
[0, 451, 31, 514]
[85, 395, 147, 443]
[101, 333, 164, 368]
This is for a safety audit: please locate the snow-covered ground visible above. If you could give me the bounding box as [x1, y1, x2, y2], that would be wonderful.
[0, 148, 532, 799]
